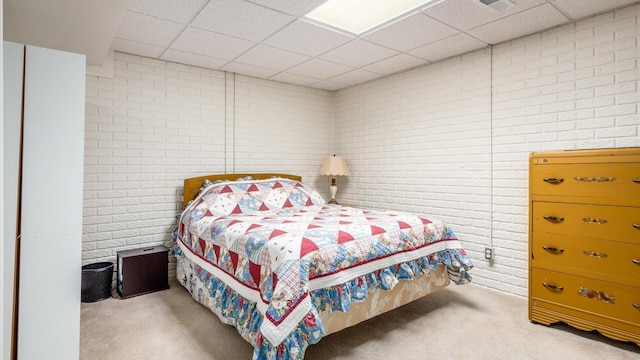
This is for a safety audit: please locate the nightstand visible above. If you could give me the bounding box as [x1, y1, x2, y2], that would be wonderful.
[117, 245, 169, 298]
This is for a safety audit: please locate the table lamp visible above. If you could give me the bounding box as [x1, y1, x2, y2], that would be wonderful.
[319, 154, 350, 204]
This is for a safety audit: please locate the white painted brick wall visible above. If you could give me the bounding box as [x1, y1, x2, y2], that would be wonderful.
[487, 5, 639, 295]
[83, 52, 334, 277]
[233, 75, 334, 191]
[335, 5, 639, 297]
[84, 5, 638, 297]
[335, 48, 495, 291]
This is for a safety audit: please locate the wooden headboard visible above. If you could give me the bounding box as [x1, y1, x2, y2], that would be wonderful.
[182, 173, 302, 208]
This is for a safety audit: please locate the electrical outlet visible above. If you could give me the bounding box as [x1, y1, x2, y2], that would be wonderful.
[484, 247, 494, 260]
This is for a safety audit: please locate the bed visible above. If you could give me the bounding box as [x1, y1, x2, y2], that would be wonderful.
[174, 173, 473, 359]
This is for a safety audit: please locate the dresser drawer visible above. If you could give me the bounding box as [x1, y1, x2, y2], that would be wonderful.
[532, 232, 640, 286]
[530, 163, 640, 201]
[531, 268, 640, 326]
[532, 202, 640, 244]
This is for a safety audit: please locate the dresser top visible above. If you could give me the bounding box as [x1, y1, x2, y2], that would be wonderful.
[530, 147, 640, 164]
[531, 147, 640, 158]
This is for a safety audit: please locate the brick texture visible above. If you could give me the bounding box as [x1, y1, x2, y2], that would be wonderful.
[334, 5, 639, 296]
[84, 53, 334, 276]
[84, 5, 639, 296]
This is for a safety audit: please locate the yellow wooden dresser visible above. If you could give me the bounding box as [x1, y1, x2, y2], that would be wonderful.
[529, 147, 640, 345]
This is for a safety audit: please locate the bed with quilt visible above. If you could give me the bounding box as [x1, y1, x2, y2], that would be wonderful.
[174, 173, 473, 359]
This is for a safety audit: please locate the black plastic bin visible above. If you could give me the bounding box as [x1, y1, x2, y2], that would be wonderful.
[81, 262, 114, 302]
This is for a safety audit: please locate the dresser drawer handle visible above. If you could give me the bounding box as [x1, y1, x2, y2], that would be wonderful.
[634, 178, 640, 184]
[543, 283, 564, 291]
[582, 251, 607, 259]
[579, 287, 615, 304]
[543, 216, 564, 223]
[543, 177, 564, 184]
[633, 259, 640, 265]
[574, 176, 616, 183]
[633, 224, 640, 230]
[582, 218, 607, 225]
[543, 246, 564, 254]
[634, 303, 640, 309]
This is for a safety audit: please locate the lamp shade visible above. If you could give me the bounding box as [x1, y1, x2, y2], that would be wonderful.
[319, 155, 350, 176]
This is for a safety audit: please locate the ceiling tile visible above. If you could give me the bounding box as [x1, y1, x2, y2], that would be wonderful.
[125, 0, 208, 24]
[269, 72, 321, 87]
[112, 38, 165, 58]
[3, 0, 126, 65]
[423, 0, 547, 31]
[548, 0, 638, 20]
[263, 19, 354, 57]
[363, 54, 428, 75]
[312, 80, 350, 91]
[409, 33, 487, 62]
[329, 69, 381, 86]
[222, 62, 280, 79]
[235, 45, 309, 71]
[160, 49, 228, 69]
[364, 12, 459, 51]
[467, 4, 569, 45]
[191, 0, 294, 42]
[116, 10, 185, 47]
[7, 0, 634, 91]
[171, 27, 256, 60]
[319, 39, 399, 68]
[248, 0, 327, 16]
[287, 58, 353, 80]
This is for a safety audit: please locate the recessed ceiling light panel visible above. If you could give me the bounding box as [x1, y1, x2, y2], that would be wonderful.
[305, 0, 441, 35]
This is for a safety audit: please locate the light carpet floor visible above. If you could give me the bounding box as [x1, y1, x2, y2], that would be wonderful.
[80, 279, 639, 359]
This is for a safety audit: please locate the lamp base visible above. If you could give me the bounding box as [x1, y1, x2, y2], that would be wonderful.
[328, 182, 339, 205]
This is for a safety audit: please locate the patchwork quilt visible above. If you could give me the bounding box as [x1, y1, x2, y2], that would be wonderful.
[176, 178, 473, 359]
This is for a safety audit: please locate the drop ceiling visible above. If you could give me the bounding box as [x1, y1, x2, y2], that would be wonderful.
[4, 0, 639, 91]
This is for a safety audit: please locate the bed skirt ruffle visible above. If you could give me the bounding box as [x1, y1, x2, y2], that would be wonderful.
[175, 244, 472, 360]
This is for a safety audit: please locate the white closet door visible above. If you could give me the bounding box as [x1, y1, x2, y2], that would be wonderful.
[18, 45, 85, 360]
[2, 40, 25, 360]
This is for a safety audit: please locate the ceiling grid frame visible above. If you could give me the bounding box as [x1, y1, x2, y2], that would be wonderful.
[5, 0, 639, 91]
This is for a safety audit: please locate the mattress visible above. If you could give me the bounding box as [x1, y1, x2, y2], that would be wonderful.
[175, 177, 472, 359]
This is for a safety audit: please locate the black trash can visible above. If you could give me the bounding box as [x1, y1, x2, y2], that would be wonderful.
[81, 262, 114, 302]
